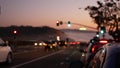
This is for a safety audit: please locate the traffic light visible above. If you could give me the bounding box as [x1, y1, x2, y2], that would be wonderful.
[59, 21, 63, 25]
[96, 32, 99, 37]
[56, 20, 63, 26]
[100, 26, 106, 34]
[90, 39, 95, 43]
[90, 36, 99, 44]
[56, 20, 59, 26]
[67, 21, 71, 27]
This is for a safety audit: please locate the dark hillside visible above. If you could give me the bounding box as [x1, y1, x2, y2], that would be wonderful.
[0, 26, 66, 41]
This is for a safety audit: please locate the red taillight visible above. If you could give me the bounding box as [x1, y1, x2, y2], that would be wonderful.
[99, 40, 108, 44]
[91, 46, 96, 53]
[92, 47, 95, 53]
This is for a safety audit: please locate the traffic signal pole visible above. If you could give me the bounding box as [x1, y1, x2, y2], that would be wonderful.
[69, 23, 97, 30]
[56, 21, 97, 31]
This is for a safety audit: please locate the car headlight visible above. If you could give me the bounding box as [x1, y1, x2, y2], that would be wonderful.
[34, 43, 38, 46]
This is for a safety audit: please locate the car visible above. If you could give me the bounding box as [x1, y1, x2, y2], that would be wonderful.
[80, 38, 108, 64]
[0, 38, 12, 64]
[44, 41, 58, 51]
[70, 41, 120, 68]
[58, 41, 67, 47]
[86, 41, 120, 68]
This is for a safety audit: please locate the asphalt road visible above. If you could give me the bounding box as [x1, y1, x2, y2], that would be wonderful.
[0, 46, 82, 68]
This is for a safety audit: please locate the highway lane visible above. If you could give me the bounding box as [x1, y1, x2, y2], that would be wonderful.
[14, 46, 81, 68]
[0, 46, 59, 68]
[0, 46, 82, 68]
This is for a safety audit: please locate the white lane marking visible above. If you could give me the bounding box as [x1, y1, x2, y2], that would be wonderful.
[11, 50, 64, 68]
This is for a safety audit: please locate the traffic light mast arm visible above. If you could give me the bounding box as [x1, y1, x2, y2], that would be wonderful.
[56, 21, 97, 30]
[64, 22, 97, 30]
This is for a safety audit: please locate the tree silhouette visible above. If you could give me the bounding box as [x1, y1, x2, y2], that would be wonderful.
[85, 0, 120, 39]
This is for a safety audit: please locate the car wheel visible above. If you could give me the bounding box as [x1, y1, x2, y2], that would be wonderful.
[5, 53, 12, 64]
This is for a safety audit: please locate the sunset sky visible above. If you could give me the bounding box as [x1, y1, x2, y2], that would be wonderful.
[0, 0, 101, 29]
